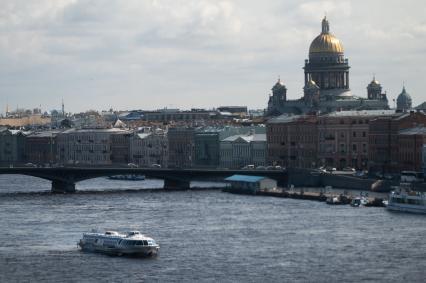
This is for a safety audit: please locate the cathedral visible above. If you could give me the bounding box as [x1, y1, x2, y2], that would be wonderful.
[267, 17, 389, 116]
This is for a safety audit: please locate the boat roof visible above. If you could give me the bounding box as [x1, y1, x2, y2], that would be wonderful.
[83, 230, 154, 240]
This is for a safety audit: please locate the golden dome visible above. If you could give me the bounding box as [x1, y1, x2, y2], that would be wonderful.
[309, 17, 344, 54]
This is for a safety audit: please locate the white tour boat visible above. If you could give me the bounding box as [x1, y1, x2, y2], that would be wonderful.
[78, 230, 160, 257]
[387, 187, 426, 214]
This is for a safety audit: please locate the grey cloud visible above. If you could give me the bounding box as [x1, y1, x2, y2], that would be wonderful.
[0, 0, 424, 112]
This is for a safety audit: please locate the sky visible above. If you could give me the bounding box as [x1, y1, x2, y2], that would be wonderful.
[0, 0, 425, 113]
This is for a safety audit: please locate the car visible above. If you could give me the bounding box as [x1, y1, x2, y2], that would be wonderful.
[383, 173, 393, 180]
[127, 163, 138, 168]
[343, 167, 356, 172]
[353, 170, 368, 179]
[326, 167, 337, 172]
[266, 166, 275, 170]
[24, 163, 37, 167]
[256, 166, 266, 170]
[151, 164, 162, 168]
[375, 172, 383, 179]
[242, 165, 255, 170]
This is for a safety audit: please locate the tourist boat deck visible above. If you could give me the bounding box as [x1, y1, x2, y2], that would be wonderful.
[387, 186, 426, 214]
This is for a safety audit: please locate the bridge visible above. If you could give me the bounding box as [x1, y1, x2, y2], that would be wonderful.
[0, 167, 288, 193]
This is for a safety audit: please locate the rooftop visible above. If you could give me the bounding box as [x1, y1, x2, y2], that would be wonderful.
[399, 126, 426, 135]
[225, 175, 269, 183]
[61, 128, 132, 134]
[222, 133, 266, 143]
[324, 110, 396, 118]
[267, 114, 317, 124]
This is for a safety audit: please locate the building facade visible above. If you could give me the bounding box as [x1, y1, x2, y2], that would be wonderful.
[397, 127, 426, 172]
[110, 131, 132, 165]
[25, 131, 61, 165]
[220, 133, 266, 169]
[167, 127, 195, 168]
[130, 130, 168, 168]
[267, 115, 318, 168]
[317, 110, 395, 169]
[56, 128, 130, 166]
[194, 126, 266, 168]
[423, 145, 426, 175]
[369, 111, 426, 173]
[0, 129, 28, 165]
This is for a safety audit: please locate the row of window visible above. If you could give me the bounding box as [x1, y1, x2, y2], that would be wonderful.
[120, 240, 150, 246]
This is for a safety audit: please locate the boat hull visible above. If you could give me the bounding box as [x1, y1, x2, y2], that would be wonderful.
[386, 204, 426, 214]
[79, 242, 159, 257]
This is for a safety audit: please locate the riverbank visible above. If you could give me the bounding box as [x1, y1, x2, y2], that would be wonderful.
[287, 168, 426, 192]
[223, 186, 386, 207]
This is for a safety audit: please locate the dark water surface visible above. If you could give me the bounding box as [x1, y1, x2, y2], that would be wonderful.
[0, 175, 425, 282]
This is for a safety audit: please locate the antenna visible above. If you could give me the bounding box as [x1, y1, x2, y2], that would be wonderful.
[62, 98, 65, 116]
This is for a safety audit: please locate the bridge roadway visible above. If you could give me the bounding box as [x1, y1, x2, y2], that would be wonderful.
[0, 167, 288, 193]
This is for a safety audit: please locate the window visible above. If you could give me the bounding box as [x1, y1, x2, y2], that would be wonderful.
[340, 143, 346, 154]
[353, 132, 356, 138]
[362, 132, 366, 138]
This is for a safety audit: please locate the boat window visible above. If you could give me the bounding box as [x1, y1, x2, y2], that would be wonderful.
[143, 240, 148, 246]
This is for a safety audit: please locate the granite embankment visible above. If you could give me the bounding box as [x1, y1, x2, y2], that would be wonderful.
[286, 168, 426, 192]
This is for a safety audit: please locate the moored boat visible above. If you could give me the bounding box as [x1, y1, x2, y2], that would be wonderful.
[78, 230, 159, 257]
[108, 174, 145, 181]
[387, 187, 426, 214]
[350, 196, 368, 207]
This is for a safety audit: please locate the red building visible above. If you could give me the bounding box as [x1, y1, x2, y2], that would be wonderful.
[267, 115, 318, 168]
[317, 110, 394, 169]
[369, 111, 426, 173]
[398, 127, 426, 172]
[25, 131, 61, 165]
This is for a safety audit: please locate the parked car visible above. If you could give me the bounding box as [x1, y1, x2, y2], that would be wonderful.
[256, 166, 266, 170]
[242, 165, 255, 170]
[383, 173, 393, 180]
[127, 163, 138, 168]
[24, 163, 37, 167]
[326, 167, 337, 172]
[151, 164, 162, 168]
[353, 170, 368, 179]
[343, 167, 356, 172]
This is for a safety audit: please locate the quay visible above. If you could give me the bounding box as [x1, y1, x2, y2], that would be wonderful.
[223, 187, 386, 207]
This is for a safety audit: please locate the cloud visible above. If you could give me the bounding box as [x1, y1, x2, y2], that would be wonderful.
[0, 0, 424, 112]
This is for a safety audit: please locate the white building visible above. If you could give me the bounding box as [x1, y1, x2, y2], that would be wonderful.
[130, 129, 168, 168]
[220, 133, 266, 169]
[56, 128, 131, 165]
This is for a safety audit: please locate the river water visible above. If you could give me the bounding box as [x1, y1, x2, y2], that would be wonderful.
[0, 175, 425, 282]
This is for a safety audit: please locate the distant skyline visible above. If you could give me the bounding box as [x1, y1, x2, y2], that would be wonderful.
[0, 0, 425, 113]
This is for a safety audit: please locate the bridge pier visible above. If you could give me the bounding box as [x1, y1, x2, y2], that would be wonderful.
[164, 179, 191, 190]
[51, 180, 76, 193]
